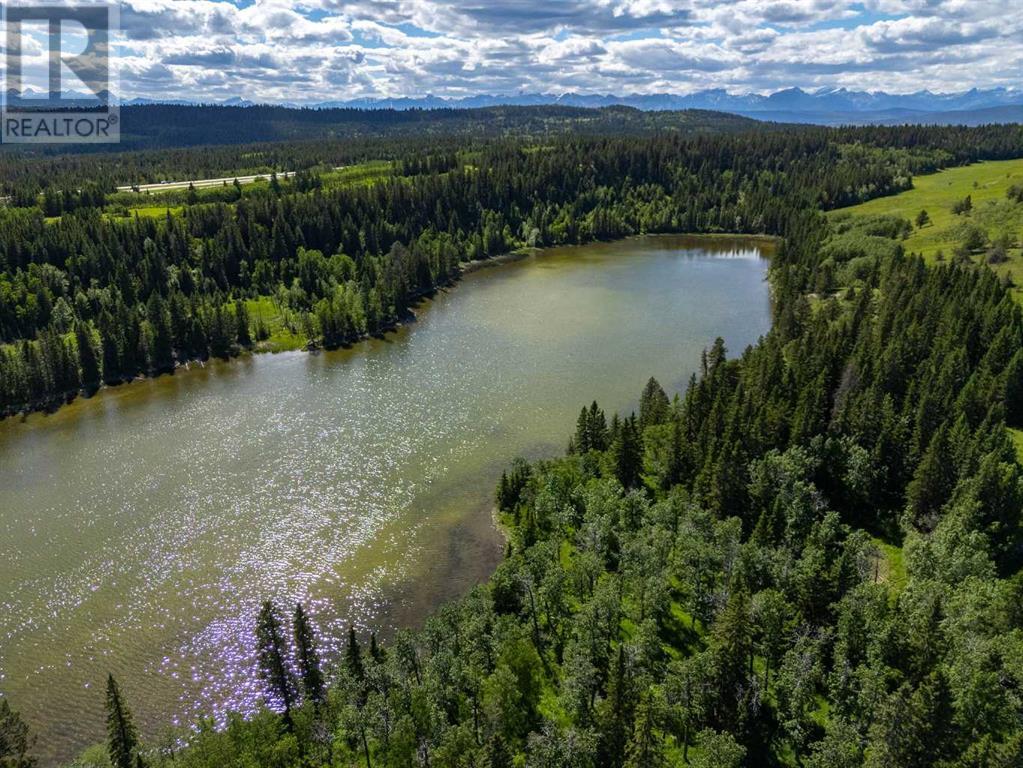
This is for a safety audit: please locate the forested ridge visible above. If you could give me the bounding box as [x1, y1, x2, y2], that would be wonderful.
[3, 123, 1023, 418]
[0, 122, 1021, 767]
[0, 104, 760, 160]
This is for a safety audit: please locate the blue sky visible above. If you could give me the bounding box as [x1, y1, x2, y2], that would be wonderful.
[9, 1, 1023, 102]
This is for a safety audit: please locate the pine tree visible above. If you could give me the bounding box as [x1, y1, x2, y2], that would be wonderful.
[74, 322, 103, 393]
[597, 645, 636, 768]
[612, 414, 643, 489]
[574, 407, 592, 453]
[293, 603, 325, 706]
[0, 698, 36, 768]
[235, 301, 252, 348]
[665, 416, 685, 488]
[369, 632, 385, 664]
[905, 424, 953, 532]
[1003, 350, 1023, 427]
[624, 691, 663, 768]
[588, 402, 609, 451]
[346, 626, 365, 681]
[639, 377, 670, 430]
[146, 294, 174, 373]
[711, 586, 752, 730]
[256, 600, 296, 728]
[106, 675, 141, 768]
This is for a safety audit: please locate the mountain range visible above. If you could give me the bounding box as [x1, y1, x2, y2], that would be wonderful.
[6, 86, 1023, 126]
[128, 86, 1023, 126]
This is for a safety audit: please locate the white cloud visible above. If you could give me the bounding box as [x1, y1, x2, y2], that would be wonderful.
[64, 0, 1018, 101]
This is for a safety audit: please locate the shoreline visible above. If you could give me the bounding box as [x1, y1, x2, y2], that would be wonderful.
[2, 232, 777, 423]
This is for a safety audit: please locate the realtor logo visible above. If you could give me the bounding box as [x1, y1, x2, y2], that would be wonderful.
[2, 1, 119, 143]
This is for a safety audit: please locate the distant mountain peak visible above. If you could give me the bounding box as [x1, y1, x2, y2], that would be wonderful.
[95, 86, 1023, 127]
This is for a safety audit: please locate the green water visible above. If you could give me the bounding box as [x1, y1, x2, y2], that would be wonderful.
[0, 235, 772, 765]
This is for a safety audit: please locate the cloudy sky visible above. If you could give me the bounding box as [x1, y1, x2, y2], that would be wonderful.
[10, 0, 1023, 102]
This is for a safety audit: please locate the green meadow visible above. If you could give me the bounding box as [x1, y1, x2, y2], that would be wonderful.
[830, 157, 1023, 299]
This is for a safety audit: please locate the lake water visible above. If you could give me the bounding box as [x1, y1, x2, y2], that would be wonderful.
[0, 235, 772, 765]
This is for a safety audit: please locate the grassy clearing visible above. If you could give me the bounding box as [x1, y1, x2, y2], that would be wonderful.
[829, 158, 1023, 300]
[320, 161, 394, 189]
[98, 161, 393, 221]
[244, 295, 306, 352]
[105, 204, 183, 220]
[870, 535, 907, 599]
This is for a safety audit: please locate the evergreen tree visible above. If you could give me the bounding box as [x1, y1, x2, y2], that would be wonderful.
[74, 322, 103, 393]
[905, 424, 953, 532]
[639, 377, 669, 430]
[1003, 350, 1023, 427]
[145, 295, 174, 372]
[345, 626, 365, 681]
[597, 645, 636, 768]
[624, 691, 663, 768]
[665, 416, 685, 489]
[711, 586, 752, 730]
[369, 632, 385, 664]
[106, 675, 141, 768]
[293, 603, 325, 706]
[256, 600, 297, 728]
[612, 414, 643, 489]
[235, 301, 252, 348]
[0, 698, 36, 768]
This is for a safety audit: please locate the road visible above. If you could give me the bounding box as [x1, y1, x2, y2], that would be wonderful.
[116, 170, 299, 193]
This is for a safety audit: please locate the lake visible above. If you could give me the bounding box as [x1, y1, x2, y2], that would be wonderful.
[0, 235, 772, 765]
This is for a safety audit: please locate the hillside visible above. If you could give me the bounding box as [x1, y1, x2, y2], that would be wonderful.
[0, 104, 763, 154]
[829, 158, 1023, 300]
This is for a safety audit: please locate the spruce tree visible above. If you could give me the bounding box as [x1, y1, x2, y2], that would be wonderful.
[145, 294, 174, 373]
[106, 674, 141, 768]
[665, 416, 685, 488]
[235, 302, 252, 348]
[293, 603, 325, 706]
[74, 322, 103, 393]
[597, 645, 636, 768]
[711, 586, 752, 730]
[905, 424, 953, 532]
[612, 414, 643, 489]
[639, 377, 670, 430]
[345, 627, 365, 681]
[369, 632, 385, 664]
[588, 402, 609, 451]
[624, 691, 663, 768]
[1003, 350, 1023, 427]
[256, 600, 296, 728]
[574, 407, 591, 453]
[0, 698, 36, 768]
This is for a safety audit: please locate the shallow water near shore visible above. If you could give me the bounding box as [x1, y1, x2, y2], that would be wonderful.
[0, 234, 772, 765]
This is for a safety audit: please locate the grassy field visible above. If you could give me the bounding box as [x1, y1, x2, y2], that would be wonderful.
[98, 160, 395, 221]
[320, 160, 394, 189]
[829, 158, 1023, 299]
[244, 296, 306, 352]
